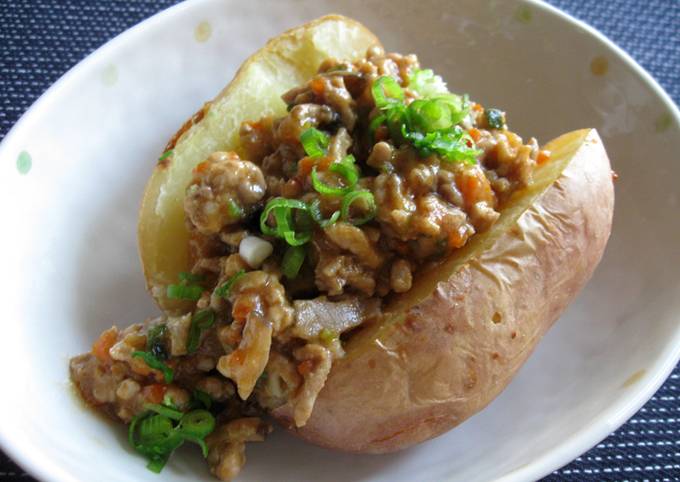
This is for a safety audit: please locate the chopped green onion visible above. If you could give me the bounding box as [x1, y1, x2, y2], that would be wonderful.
[186, 309, 216, 354]
[308, 199, 340, 228]
[408, 99, 453, 132]
[178, 272, 205, 284]
[178, 410, 215, 439]
[128, 407, 215, 474]
[331, 155, 360, 185]
[486, 108, 505, 129]
[282, 245, 306, 279]
[144, 403, 184, 421]
[214, 270, 246, 299]
[162, 394, 178, 410]
[158, 149, 173, 162]
[341, 190, 376, 226]
[146, 454, 171, 474]
[300, 127, 329, 158]
[402, 124, 480, 164]
[166, 284, 203, 301]
[433, 94, 468, 125]
[311, 155, 359, 197]
[260, 198, 312, 246]
[191, 390, 213, 410]
[372, 76, 404, 109]
[132, 351, 174, 383]
[408, 69, 449, 98]
[319, 328, 338, 343]
[129, 413, 184, 459]
[227, 199, 244, 218]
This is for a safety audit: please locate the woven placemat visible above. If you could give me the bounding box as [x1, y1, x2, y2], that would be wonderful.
[1, 0, 678, 480]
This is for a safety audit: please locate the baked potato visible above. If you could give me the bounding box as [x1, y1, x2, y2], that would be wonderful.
[71, 14, 614, 481]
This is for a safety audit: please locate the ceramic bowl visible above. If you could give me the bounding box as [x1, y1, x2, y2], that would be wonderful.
[0, 0, 678, 481]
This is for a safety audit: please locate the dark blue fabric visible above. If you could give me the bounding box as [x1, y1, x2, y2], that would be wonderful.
[0, 0, 678, 480]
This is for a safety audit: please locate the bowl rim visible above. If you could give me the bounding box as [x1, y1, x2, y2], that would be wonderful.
[0, 0, 678, 481]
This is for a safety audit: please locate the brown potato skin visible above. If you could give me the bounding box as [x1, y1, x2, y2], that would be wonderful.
[272, 130, 614, 453]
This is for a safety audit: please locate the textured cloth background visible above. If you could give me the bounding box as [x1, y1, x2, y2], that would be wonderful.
[0, 0, 678, 480]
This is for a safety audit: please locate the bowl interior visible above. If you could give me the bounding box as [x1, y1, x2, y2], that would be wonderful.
[0, 0, 678, 481]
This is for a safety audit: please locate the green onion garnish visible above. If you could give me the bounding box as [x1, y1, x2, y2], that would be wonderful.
[260, 198, 313, 246]
[167, 272, 204, 301]
[178, 271, 204, 284]
[128, 407, 216, 474]
[485, 108, 505, 130]
[227, 199, 244, 219]
[186, 309, 216, 354]
[132, 351, 174, 383]
[370, 74, 477, 163]
[300, 127, 330, 158]
[158, 149, 173, 162]
[282, 245, 306, 279]
[214, 270, 246, 299]
[408, 98, 454, 132]
[166, 284, 203, 301]
[401, 124, 480, 163]
[408, 69, 449, 98]
[372, 76, 404, 109]
[145, 403, 184, 421]
[311, 155, 359, 197]
[128, 413, 183, 473]
[319, 328, 338, 343]
[308, 199, 340, 228]
[178, 410, 215, 439]
[341, 190, 376, 226]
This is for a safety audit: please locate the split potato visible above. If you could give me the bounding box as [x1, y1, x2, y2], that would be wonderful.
[138, 14, 614, 453]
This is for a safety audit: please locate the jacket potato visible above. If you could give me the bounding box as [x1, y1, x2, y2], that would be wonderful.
[70, 14, 614, 481]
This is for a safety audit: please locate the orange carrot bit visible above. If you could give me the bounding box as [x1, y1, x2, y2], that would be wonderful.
[194, 160, 210, 173]
[536, 149, 551, 165]
[297, 360, 315, 376]
[143, 383, 167, 404]
[91, 327, 118, 364]
[297, 155, 331, 179]
[468, 128, 482, 142]
[472, 103, 484, 112]
[311, 77, 326, 95]
[456, 167, 494, 209]
[297, 157, 316, 178]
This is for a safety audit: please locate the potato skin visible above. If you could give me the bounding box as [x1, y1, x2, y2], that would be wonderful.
[273, 129, 614, 453]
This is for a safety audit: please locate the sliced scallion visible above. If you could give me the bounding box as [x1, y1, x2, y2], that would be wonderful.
[186, 309, 216, 354]
[340, 190, 376, 226]
[260, 198, 312, 246]
[214, 270, 246, 299]
[282, 245, 306, 279]
[144, 403, 184, 421]
[300, 127, 329, 158]
[132, 351, 174, 383]
[372, 76, 404, 109]
[308, 199, 340, 228]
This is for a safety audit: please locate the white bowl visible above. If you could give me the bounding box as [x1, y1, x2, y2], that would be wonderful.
[1, 0, 678, 481]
